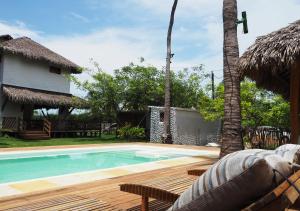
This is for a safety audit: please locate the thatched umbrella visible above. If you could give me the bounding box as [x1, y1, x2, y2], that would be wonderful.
[238, 20, 300, 144]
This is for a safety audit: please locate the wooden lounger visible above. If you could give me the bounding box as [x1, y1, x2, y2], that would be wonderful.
[0, 195, 120, 211]
[121, 168, 300, 211]
[243, 170, 300, 211]
[120, 173, 200, 211]
[187, 164, 212, 176]
[120, 164, 212, 211]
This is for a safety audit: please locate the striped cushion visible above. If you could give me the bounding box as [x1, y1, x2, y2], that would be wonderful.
[169, 149, 292, 211]
[275, 144, 300, 164]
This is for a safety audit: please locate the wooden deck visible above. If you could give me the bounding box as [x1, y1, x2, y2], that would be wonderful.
[0, 144, 219, 210]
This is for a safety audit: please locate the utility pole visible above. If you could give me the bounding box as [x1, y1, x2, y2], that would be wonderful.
[211, 71, 215, 99]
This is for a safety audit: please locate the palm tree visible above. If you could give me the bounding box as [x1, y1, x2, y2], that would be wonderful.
[220, 0, 243, 157]
[162, 0, 178, 144]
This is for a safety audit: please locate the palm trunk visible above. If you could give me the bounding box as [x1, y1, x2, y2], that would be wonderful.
[220, 0, 243, 157]
[163, 0, 178, 144]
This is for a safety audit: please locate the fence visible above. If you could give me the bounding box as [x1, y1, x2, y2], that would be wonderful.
[245, 127, 290, 149]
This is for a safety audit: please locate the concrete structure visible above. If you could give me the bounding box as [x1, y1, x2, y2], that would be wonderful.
[149, 106, 221, 146]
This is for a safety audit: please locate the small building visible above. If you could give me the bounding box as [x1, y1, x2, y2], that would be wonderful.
[238, 20, 300, 144]
[0, 34, 85, 138]
[149, 106, 221, 146]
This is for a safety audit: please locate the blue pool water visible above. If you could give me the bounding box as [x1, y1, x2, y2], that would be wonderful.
[0, 148, 182, 183]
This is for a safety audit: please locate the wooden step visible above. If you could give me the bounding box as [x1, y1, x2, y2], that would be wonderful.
[21, 130, 46, 134]
[19, 131, 50, 140]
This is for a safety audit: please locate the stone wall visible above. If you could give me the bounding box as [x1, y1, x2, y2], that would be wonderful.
[149, 106, 176, 143]
[149, 106, 221, 146]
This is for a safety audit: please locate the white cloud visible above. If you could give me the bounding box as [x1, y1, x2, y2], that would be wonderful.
[42, 28, 165, 72]
[68, 12, 90, 23]
[0, 21, 40, 39]
[238, 0, 300, 52]
[131, 0, 221, 19]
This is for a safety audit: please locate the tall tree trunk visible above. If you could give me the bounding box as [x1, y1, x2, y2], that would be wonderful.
[162, 0, 178, 144]
[220, 0, 243, 157]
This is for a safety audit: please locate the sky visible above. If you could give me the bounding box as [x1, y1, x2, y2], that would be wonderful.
[0, 0, 300, 96]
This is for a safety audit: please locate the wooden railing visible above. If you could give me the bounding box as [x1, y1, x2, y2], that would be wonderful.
[43, 119, 51, 137]
[245, 127, 290, 149]
[2, 117, 18, 131]
[2, 117, 26, 131]
[49, 120, 101, 131]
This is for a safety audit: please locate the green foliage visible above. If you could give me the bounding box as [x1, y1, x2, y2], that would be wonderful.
[171, 66, 207, 109]
[198, 84, 224, 121]
[72, 62, 207, 118]
[71, 61, 121, 120]
[71, 61, 290, 130]
[117, 124, 145, 139]
[115, 64, 165, 111]
[199, 79, 290, 129]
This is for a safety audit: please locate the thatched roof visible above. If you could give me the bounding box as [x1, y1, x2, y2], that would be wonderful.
[2, 85, 87, 108]
[238, 20, 300, 100]
[0, 35, 81, 74]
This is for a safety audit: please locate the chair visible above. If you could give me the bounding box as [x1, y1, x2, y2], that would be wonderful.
[120, 164, 212, 211]
[121, 169, 300, 211]
[243, 170, 300, 211]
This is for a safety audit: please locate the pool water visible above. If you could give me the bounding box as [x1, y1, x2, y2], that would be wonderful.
[0, 149, 182, 184]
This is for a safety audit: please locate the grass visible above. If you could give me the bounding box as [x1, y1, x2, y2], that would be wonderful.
[0, 134, 146, 148]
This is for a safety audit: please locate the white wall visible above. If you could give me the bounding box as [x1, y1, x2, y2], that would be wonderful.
[149, 106, 221, 146]
[2, 54, 71, 94]
[175, 109, 221, 145]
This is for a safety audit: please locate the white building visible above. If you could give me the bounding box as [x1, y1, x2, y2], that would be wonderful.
[149, 106, 221, 146]
[0, 34, 83, 138]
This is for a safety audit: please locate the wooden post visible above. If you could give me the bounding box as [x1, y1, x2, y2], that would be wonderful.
[141, 196, 149, 211]
[290, 60, 300, 144]
[16, 117, 20, 132]
[99, 120, 102, 137]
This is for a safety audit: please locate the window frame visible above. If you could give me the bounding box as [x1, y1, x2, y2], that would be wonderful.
[49, 66, 62, 74]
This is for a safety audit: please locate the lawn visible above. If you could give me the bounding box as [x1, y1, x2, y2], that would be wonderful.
[0, 135, 145, 148]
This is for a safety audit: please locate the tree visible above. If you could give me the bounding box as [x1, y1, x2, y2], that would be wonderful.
[71, 62, 120, 121]
[221, 0, 243, 157]
[199, 80, 290, 131]
[171, 66, 206, 109]
[163, 0, 178, 144]
[72, 62, 206, 120]
[115, 64, 165, 111]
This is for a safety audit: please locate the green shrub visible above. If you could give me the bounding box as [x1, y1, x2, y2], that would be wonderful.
[118, 124, 145, 139]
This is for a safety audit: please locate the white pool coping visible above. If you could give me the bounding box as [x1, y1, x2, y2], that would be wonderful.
[0, 144, 219, 198]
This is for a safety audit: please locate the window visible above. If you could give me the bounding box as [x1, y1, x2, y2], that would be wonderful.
[159, 111, 164, 122]
[49, 66, 61, 74]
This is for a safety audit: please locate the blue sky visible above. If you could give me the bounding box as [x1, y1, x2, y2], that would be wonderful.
[1, 0, 300, 95]
[1, 0, 153, 35]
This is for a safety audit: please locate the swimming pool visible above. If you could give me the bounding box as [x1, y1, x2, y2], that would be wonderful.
[0, 146, 186, 184]
[0, 145, 219, 198]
